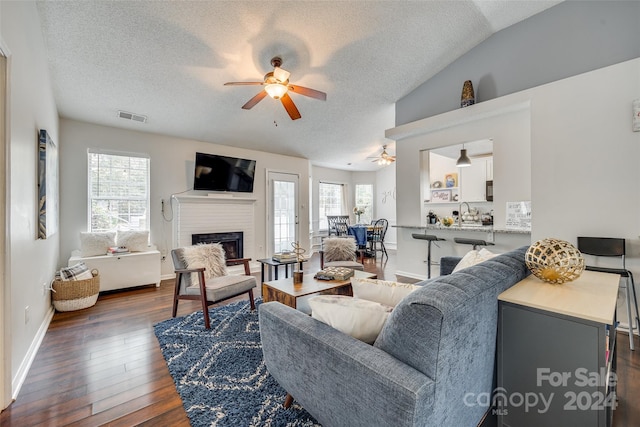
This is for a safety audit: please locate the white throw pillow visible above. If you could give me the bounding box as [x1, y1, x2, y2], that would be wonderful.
[309, 295, 393, 344]
[351, 277, 420, 307]
[116, 230, 149, 252]
[181, 243, 228, 285]
[452, 248, 497, 273]
[79, 232, 116, 257]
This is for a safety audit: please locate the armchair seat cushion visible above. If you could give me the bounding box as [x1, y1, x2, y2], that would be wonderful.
[186, 274, 256, 302]
[324, 260, 365, 271]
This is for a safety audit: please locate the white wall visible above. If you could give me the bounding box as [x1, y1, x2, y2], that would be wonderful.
[59, 119, 311, 278]
[1, 1, 60, 396]
[390, 59, 640, 280]
[310, 165, 396, 250]
[375, 163, 397, 248]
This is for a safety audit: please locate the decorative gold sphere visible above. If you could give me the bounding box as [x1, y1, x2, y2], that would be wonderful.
[525, 238, 585, 284]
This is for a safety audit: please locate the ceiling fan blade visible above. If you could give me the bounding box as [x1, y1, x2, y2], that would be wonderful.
[288, 85, 327, 101]
[273, 67, 290, 83]
[281, 93, 301, 120]
[224, 82, 264, 86]
[242, 90, 268, 110]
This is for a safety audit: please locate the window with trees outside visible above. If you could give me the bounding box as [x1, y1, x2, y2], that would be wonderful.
[319, 182, 344, 231]
[355, 184, 373, 224]
[88, 150, 150, 232]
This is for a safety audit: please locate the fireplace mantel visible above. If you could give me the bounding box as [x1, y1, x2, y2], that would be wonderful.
[172, 194, 256, 205]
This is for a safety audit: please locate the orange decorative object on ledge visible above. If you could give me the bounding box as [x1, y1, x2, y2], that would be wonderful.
[525, 238, 585, 284]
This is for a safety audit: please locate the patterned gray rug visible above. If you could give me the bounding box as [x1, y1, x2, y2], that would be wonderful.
[154, 299, 319, 426]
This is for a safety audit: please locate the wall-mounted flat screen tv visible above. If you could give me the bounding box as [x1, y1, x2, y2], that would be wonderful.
[193, 152, 256, 192]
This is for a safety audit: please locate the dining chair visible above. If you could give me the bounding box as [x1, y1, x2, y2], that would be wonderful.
[368, 218, 389, 260]
[327, 215, 350, 236]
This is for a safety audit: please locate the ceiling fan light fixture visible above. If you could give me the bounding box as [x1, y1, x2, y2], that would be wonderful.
[456, 148, 472, 167]
[265, 83, 288, 100]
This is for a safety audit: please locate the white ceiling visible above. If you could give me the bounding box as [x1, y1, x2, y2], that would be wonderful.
[35, 0, 559, 171]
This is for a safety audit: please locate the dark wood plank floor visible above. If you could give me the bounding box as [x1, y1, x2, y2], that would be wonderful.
[1, 250, 638, 426]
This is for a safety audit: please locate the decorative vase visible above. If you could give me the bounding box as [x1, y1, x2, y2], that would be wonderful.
[461, 80, 475, 108]
[525, 238, 585, 284]
[293, 271, 303, 284]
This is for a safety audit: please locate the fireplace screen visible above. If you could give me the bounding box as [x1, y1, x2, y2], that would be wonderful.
[192, 232, 243, 259]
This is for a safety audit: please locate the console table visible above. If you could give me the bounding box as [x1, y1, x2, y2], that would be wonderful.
[497, 271, 619, 427]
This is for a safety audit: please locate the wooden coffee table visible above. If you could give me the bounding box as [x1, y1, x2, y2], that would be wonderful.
[262, 269, 377, 311]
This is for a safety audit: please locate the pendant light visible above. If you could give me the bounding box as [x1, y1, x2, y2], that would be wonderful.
[456, 145, 471, 167]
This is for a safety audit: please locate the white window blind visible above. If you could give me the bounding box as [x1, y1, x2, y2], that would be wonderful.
[318, 182, 345, 230]
[88, 150, 150, 232]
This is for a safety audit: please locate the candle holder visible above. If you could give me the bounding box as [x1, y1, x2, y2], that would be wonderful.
[291, 241, 306, 284]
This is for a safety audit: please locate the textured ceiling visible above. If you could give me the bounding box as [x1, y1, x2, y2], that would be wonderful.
[36, 0, 559, 171]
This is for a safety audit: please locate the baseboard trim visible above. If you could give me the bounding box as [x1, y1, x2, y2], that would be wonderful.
[12, 305, 54, 400]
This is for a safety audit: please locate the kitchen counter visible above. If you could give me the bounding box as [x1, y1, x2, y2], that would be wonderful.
[394, 224, 530, 234]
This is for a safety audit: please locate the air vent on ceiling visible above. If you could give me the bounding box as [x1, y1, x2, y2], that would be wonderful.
[117, 110, 147, 123]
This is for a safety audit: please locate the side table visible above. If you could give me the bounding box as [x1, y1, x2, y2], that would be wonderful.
[257, 258, 307, 283]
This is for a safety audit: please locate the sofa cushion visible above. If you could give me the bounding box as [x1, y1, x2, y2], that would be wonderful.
[186, 274, 256, 301]
[181, 243, 228, 285]
[80, 232, 116, 257]
[324, 260, 364, 271]
[309, 295, 392, 344]
[452, 248, 497, 273]
[116, 230, 149, 252]
[351, 277, 420, 307]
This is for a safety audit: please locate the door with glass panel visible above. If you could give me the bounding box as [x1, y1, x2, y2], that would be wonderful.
[267, 172, 299, 256]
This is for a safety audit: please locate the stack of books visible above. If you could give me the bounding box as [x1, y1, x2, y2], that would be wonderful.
[272, 251, 298, 262]
[314, 267, 355, 281]
[107, 246, 129, 255]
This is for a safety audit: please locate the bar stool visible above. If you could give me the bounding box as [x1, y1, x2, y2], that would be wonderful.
[412, 234, 445, 278]
[454, 237, 495, 250]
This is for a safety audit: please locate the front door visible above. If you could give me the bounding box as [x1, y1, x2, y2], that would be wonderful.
[267, 172, 299, 256]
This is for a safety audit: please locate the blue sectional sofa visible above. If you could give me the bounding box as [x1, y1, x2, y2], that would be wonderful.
[259, 246, 530, 427]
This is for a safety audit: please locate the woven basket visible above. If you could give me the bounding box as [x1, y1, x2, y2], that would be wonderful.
[52, 270, 100, 312]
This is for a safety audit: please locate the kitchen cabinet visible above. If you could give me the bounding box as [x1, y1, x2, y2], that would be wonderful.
[459, 157, 490, 202]
[497, 271, 618, 427]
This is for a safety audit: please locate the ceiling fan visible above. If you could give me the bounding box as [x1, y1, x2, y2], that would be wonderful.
[224, 57, 326, 120]
[368, 145, 396, 165]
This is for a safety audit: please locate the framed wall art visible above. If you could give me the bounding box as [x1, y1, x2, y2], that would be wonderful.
[431, 189, 452, 202]
[38, 129, 58, 239]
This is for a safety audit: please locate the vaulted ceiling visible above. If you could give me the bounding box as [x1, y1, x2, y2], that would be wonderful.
[36, 0, 560, 171]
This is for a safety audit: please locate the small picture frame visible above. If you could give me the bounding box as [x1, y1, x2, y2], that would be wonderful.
[445, 173, 458, 188]
[431, 189, 452, 202]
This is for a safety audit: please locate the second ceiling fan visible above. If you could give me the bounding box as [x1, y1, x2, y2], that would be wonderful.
[224, 57, 326, 120]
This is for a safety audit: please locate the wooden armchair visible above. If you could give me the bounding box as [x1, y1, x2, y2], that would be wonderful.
[171, 245, 256, 329]
[319, 237, 364, 271]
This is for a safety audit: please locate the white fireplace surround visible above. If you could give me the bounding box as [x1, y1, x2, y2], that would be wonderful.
[172, 194, 257, 273]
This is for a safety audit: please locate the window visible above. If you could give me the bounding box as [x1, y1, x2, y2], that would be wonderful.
[88, 150, 150, 232]
[318, 182, 344, 230]
[355, 184, 374, 224]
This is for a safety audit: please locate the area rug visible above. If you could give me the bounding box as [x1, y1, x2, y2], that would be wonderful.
[154, 299, 320, 427]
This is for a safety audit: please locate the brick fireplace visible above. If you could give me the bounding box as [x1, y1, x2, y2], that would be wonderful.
[172, 195, 256, 264]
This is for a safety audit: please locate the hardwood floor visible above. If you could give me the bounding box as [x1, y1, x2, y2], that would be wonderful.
[1, 250, 638, 426]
